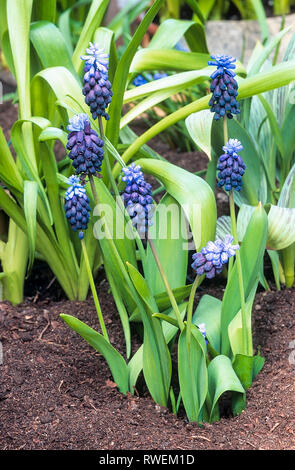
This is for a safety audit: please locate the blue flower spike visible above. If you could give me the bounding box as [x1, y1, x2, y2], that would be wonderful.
[192, 234, 239, 279]
[121, 163, 154, 235]
[208, 54, 240, 120]
[66, 113, 104, 178]
[217, 138, 246, 192]
[64, 176, 91, 240]
[81, 42, 113, 121]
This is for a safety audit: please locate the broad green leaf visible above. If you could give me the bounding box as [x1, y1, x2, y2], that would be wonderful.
[60, 314, 129, 394]
[127, 262, 171, 406]
[216, 216, 231, 241]
[135, 158, 216, 251]
[178, 324, 208, 422]
[232, 352, 265, 416]
[193, 294, 222, 353]
[130, 49, 210, 73]
[207, 355, 245, 423]
[228, 282, 258, 358]
[279, 163, 295, 208]
[104, 262, 131, 358]
[238, 203, 295, 250]
[221, 203, 268, 357]
[146, 194, 188, 296]
[267, 206, 295, 250]
[128, 302, 187, 390]
[227, 118, 261, 206]
[185, 110, 213, 160]
[23, 180, 37, 271]
[124, 68, 211, 104]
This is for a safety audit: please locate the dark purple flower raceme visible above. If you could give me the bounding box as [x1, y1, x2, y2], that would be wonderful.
[217, 139, 246, 192]
[121, 163, 154, 234]
[208, 54, 240, 120]
[81, 43, 113, 121]
[192, 235, 239, 279]
[66, 113, 104, 177]
[64, 176, 91, 240]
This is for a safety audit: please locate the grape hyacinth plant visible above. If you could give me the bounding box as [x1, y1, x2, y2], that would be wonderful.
[217, 139, 246, 192]
[81, 43, 113, 121]
[208, 54, 240, 120]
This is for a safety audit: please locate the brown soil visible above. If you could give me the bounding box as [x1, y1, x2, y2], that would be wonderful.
[1, 102, 295, 451]
[1, 283, 295, 450]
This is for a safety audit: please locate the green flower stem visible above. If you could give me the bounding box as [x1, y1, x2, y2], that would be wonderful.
[186, 274, 201, 346]
[229, 190, 249, 355]
[80, 237, 109, 342]
[147, 233, 184, 332]
[98, 116, 119, 197]
[98, 116, 147, 274]
[223, 116, 248, 354]
[223, 115, 229, 145]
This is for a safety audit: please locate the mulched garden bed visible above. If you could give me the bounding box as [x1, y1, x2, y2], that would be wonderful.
[1, 282, 295, 450]
[1, 101, 295, 450]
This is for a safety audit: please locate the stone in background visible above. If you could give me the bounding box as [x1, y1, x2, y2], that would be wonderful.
[206, 14, 295, 64]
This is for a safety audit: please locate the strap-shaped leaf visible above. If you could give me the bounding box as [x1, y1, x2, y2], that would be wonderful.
[135, 158, 216, 251]
[60, 314, 129, 394]
[221, 203, 268, 356]
[193, 294, 222, 353]
[216, 216, 231, 241]
[30, 21, 78, 78]
[207, 355, 245, 423]
[24, 181, 37, 272]
[238, 203, 295, 250]
[128, 302, 187, 391]
[146, 194, 188, 296]
[0, 127, 23, 193]
[127, 262, 171, 406]
[185, 109, 213, 160]
[178, 324, 208, 422]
